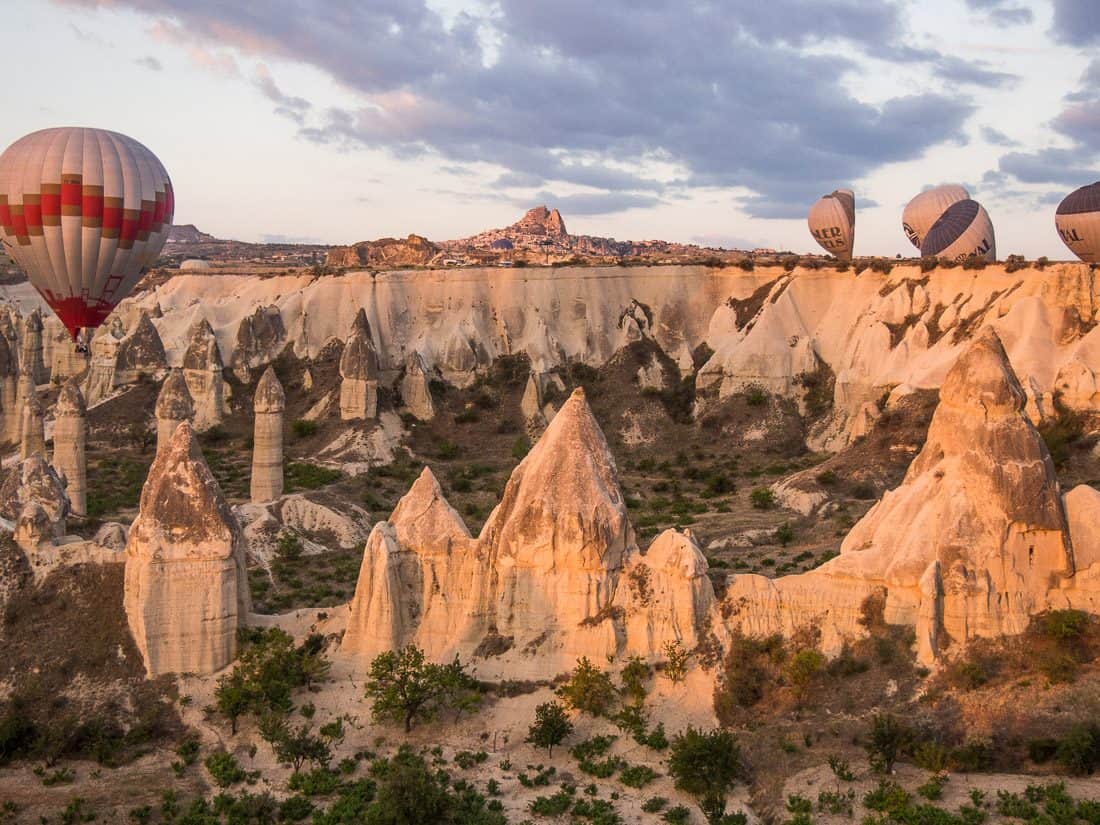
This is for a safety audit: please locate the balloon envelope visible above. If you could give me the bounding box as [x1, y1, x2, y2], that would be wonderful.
[903, 184, 969, 249]
[1055, 182, 1100, 263]
[807, 189, 855, 261]
[0, 127, 173, 339]
[920, 199, 996, 262]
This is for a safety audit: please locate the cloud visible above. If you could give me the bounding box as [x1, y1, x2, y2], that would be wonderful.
[254, 64, 310, 123]
[525, 190, 660, 215]
[1050, 0, 1100, 45]
[965, 0, 1034, 26]
[60, 0, 983, 218]
[980, 126, 1017, 146]
[999, 148, 1096, 187]
[134, 55, 162, 71]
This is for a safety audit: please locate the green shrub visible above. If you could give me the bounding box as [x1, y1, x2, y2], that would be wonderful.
[291, 419, 318, 438]
[643, 797, 668, 813]
[866, 714, 909, 774]
[205, 751, 247, 788]
[285, 461, 341, 490]
[864, 780, 911, 814]
[1056, 724, 1100, 775]
[663, 805, 692, 824]
[529, 789, 574, 816]
[526, 701, 573, 757]
[1042, 609, 1089, 640]
[750, 487, 776, 509]
[558, 658, 618, 717]
[620, 764, 659, 788]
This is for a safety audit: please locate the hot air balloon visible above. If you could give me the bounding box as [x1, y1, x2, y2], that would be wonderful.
[0, 127, 174, 342]
[902, 184, 969, 249]
[920, 199, 996, 262]
[807, 189, 855, 261]
[1055, 182, 1100, 263]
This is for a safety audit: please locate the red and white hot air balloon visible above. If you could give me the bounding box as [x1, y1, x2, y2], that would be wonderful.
[0, 127, 174, 341]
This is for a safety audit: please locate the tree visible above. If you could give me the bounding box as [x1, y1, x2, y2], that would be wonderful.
[557, 657, 617, 717]
[365, 646, 477, 733]
[668, 727, 743, 825]
[260, 714, 331, 774]
[620, 656, 650, 706]
[866, 713, 909, 774]
[526, 702, 573, 758]
[214, 670, 253, 735]
[785, 649, 824, 707]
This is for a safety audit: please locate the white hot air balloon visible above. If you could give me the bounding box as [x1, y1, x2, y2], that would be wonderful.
[902, 184, 970, 249]
[920, 199, 996, 262]
[0, 127, 174, 341]
[807, 189, 855, 261]
[1055, 182, 1100, 263]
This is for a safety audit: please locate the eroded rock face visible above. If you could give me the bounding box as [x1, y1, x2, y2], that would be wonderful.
[19, 381, 44, 461]
[399, 352, 435, 421]
[123, 422, 250, 677]
[20, 309, 46, 385]
[234, 306, 286, 379]
[155, 369, 194, 454]
[82, 318, 125, 406]
[181, 317, 226, 430]
[339, 309, 380, 420]
[0, 455, 69, 550]
[721, 329, 1075, 662]
[0, 334, 16, 444]
[115, 312, 168, 383]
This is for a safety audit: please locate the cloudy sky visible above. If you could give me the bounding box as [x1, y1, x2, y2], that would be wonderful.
[4, 0, 1097, 256]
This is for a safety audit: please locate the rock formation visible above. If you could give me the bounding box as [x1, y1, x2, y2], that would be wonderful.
[325, 234, 439, 268]
[722, 329, 1076, 662]
[234, 305, 285, 381]
[399, 352, 435, 421]
[124, 422, 251, 677]
[0, 334, 17, 444]
[19, 379, 44, 460]
[250, 367, 285, 503]
[0, 455, 70, 551]
[338, 309, 380, 420]
[512, 205, 568, 237]
[52, 381, 87, 517]
[155, 369, 194, 454]
[20, 309, 46, 385]
[342, 388, 714, 676]
[48, 319, 89, 382]
[181, 317, 226, 430]
[114, 311, 168, 384]
[520, 371, 565, 429]
[83, 317, 125, 406]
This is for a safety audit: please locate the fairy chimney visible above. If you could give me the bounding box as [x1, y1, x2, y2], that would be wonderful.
[155, 369, 194, 454]
[250, 367, 285, 503]
[52, 381, 87, 517]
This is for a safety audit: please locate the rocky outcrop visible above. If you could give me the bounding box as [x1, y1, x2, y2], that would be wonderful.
[155, 369, 194, 454]
[19, 379, 44, 460]
[399, 352, 435, 421]
[250, 367, 285, 504]
[47, 318, 89, 382]
[123, 422, 250, 677]
[342, 389, 714, 676]
[234, 305, 286, 381]
[20, 309, 46, 385]
[52, 381, 87, 518]
[339, 309, 379, 420]
[511, 205, 568, 238]
[0, 456, 70, 551]
[721, 329, 1076, 662]
[114, 312, 168, 384]
[83, 318, 125, 406]
[181, 317, 226, 430]
[520, 371, 565, 430]
[0, 334, 17, 444]
[325, 234, 439, 268]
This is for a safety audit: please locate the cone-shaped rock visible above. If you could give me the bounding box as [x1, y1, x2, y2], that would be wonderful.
[115, 312, 167, 383]
[480, 387, 636, 653]
[20, 309, 46, 385]
[250, 367, 285, 503]
[344, 468, 484, 658]
[722, 329, 1075, 662]
[0, 334, 17, 444]
[155, 369, 194, 454]
[0, 455, 69, 548]
[400, 352, 435, 421]
[182, 317, 226, 430]
[53, 381, 87, 517]
[19, 383, 44, 461]
[124, 422, 250, 677]
[338, 309, 380, 420]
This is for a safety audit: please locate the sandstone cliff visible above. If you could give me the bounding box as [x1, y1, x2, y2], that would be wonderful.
[326, 234, 439, 268]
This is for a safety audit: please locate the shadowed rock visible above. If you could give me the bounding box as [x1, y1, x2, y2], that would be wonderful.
[250, 367, 285, 503]
[339, 309, 380, 420]
[155, 369, 194, 454]
[53, 381, 87, 517]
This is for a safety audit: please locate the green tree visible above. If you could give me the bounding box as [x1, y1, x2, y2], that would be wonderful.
[214, 670, 253, 735]
[365, 646, 477, 733]
[620, 656, 650, 706]
[557, 657, 617, 717]
[866, 714, 909, 774]
[365, 746, 506, 825]
[785, 649, 824, 707]
[526, 702, 573, 758]
[668, 727, 744, 824]
[260, 714, 331, 774]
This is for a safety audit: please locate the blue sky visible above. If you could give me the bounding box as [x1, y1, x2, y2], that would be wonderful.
[3, 0, 1097, 257]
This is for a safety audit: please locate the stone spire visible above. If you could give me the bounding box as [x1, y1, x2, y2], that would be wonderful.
[181, 317, 226, 429]
[155, 369, 194, 454]
[250, 366, 285, 503]
[52, 381, 87, 517]
[0, 334, 17, 444]
[400, 351, 435, 421]
[339, 309, 380, 420]
[20, 309, 46, 385]
[114, 311, 167, 384]
[124, 421, 250, 677]
[19, 378, 44, 460]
